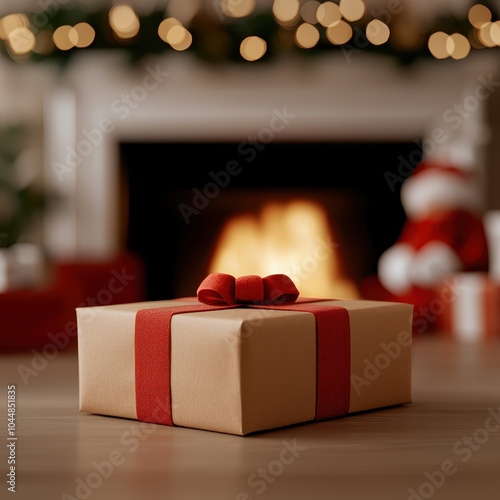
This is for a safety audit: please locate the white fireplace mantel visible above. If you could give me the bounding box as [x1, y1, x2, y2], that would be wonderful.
[42, 50, 499, 261]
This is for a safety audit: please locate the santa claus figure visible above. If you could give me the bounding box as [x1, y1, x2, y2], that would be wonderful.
[377, 160, 489, 332]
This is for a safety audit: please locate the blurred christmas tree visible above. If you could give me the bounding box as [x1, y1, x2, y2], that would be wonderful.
[0, 124, 45, 248]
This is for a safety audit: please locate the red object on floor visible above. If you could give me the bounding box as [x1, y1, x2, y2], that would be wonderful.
[0, 252, 146, 353]
[360, 274, 437, 334]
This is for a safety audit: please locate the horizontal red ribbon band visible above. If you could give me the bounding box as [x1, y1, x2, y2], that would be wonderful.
[135, 273, 350, 427]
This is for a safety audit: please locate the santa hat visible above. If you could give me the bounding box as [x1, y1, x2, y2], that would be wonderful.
[401, 161, 482, 220]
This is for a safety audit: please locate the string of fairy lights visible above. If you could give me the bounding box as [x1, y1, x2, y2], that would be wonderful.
[0, 1, 499, 67]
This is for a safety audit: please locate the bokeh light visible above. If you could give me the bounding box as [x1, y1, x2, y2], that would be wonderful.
[109, 4, 140, 39]
[240, 35, 267, 61]
[53, 25, 74, 51]
[468, 3, 491, 28]
[449, 33, 471, 59]
[339, 0, 365, 22]
[273, 0, 301, 28]
[68, 23, 95, 48]
[326, 20, 352, 45]
[366, 19, 390, 46]
[221, 0, 256, 19]
[316, 1, 341, 27]
[7, 27, 35, 55]
[428, 31, 451, 59]
[300, 1, 320, 24]
[477, 21, 500, 47]
[295, 22, 320, 48]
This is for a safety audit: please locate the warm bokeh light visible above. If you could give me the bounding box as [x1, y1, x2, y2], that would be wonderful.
[300, 1, 320, 24]
[221, 0, 256, 18]
[366, 19, 390, 45]
[171, 30, 192, 51]
[240, 35, 267, 61]
[208, 200, 360, 299]
[468, 3, 491, 28]
[316, 1, 341, 27]
[68, 23, 95, 48]
[491, 21, 500, 46]
[33, 30, 55, 55]
[166, 24, 187, 45]
[158, 17, 182, 42]
[477, 21, 500, 47]
[326, 20, 352, 45]
[468, 26, 485, 49]
[339, 0, 365, 22]
[295, 22, 320, 48]
[53, 25, 74, 51]
[7, 27, 35, 55]
[273, 0, 301, 27]
[0, 13, 30, 41]
[109, 4, 140, 39]
[158, 16, 191, 50]
[0, 2, 494, 64]
[449, 32, 470, 59]
[428, 31, 451, 59]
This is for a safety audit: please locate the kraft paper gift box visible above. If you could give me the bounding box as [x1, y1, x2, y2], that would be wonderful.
[77, 273, 413, 436]
[435, 272, 500, 342]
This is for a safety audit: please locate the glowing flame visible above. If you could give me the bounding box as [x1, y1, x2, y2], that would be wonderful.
[208, 199, 360, 299]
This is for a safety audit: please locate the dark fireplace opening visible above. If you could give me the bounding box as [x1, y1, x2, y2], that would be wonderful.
[119, 141, 421, 300]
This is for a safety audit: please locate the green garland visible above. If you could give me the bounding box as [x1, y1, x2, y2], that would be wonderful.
[0, 0, 499, 69]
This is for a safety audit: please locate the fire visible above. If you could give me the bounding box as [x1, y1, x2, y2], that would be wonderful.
[208, 199, 360, 299]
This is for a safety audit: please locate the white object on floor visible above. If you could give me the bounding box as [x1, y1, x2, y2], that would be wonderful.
[484, 210, 500, 283]
[0, 243, 46, 292]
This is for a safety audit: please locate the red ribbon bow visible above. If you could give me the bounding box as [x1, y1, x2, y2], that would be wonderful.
[196, 272, 300, 306]
[136, 272, 350, 428]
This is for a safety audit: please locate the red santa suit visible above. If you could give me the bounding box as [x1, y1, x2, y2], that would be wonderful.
[377, 161, 489, 332]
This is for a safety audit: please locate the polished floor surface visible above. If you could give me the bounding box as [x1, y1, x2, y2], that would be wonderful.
[1, 334, 500, 500]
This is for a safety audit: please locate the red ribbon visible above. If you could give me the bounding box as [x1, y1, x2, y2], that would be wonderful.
[135, 273, 350, 427]
[197, 272, 300, 305]
[135, 303, 230, 425]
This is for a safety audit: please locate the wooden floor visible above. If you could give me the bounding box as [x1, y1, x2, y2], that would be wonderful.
[1, 334, 500, 500]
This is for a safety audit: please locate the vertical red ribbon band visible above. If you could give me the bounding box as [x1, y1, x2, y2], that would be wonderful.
[135, 303, 231, 425]
[135, 301, 350, 426]
[257, 302, 350, 421]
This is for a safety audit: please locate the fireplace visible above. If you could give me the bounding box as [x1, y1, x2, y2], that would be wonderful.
[41, 52, 493, 286]
[119, 140, 419, 300]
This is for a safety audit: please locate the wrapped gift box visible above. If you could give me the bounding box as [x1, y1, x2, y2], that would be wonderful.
[77, 274, 413, 436]
[435, 272, 500, 342]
